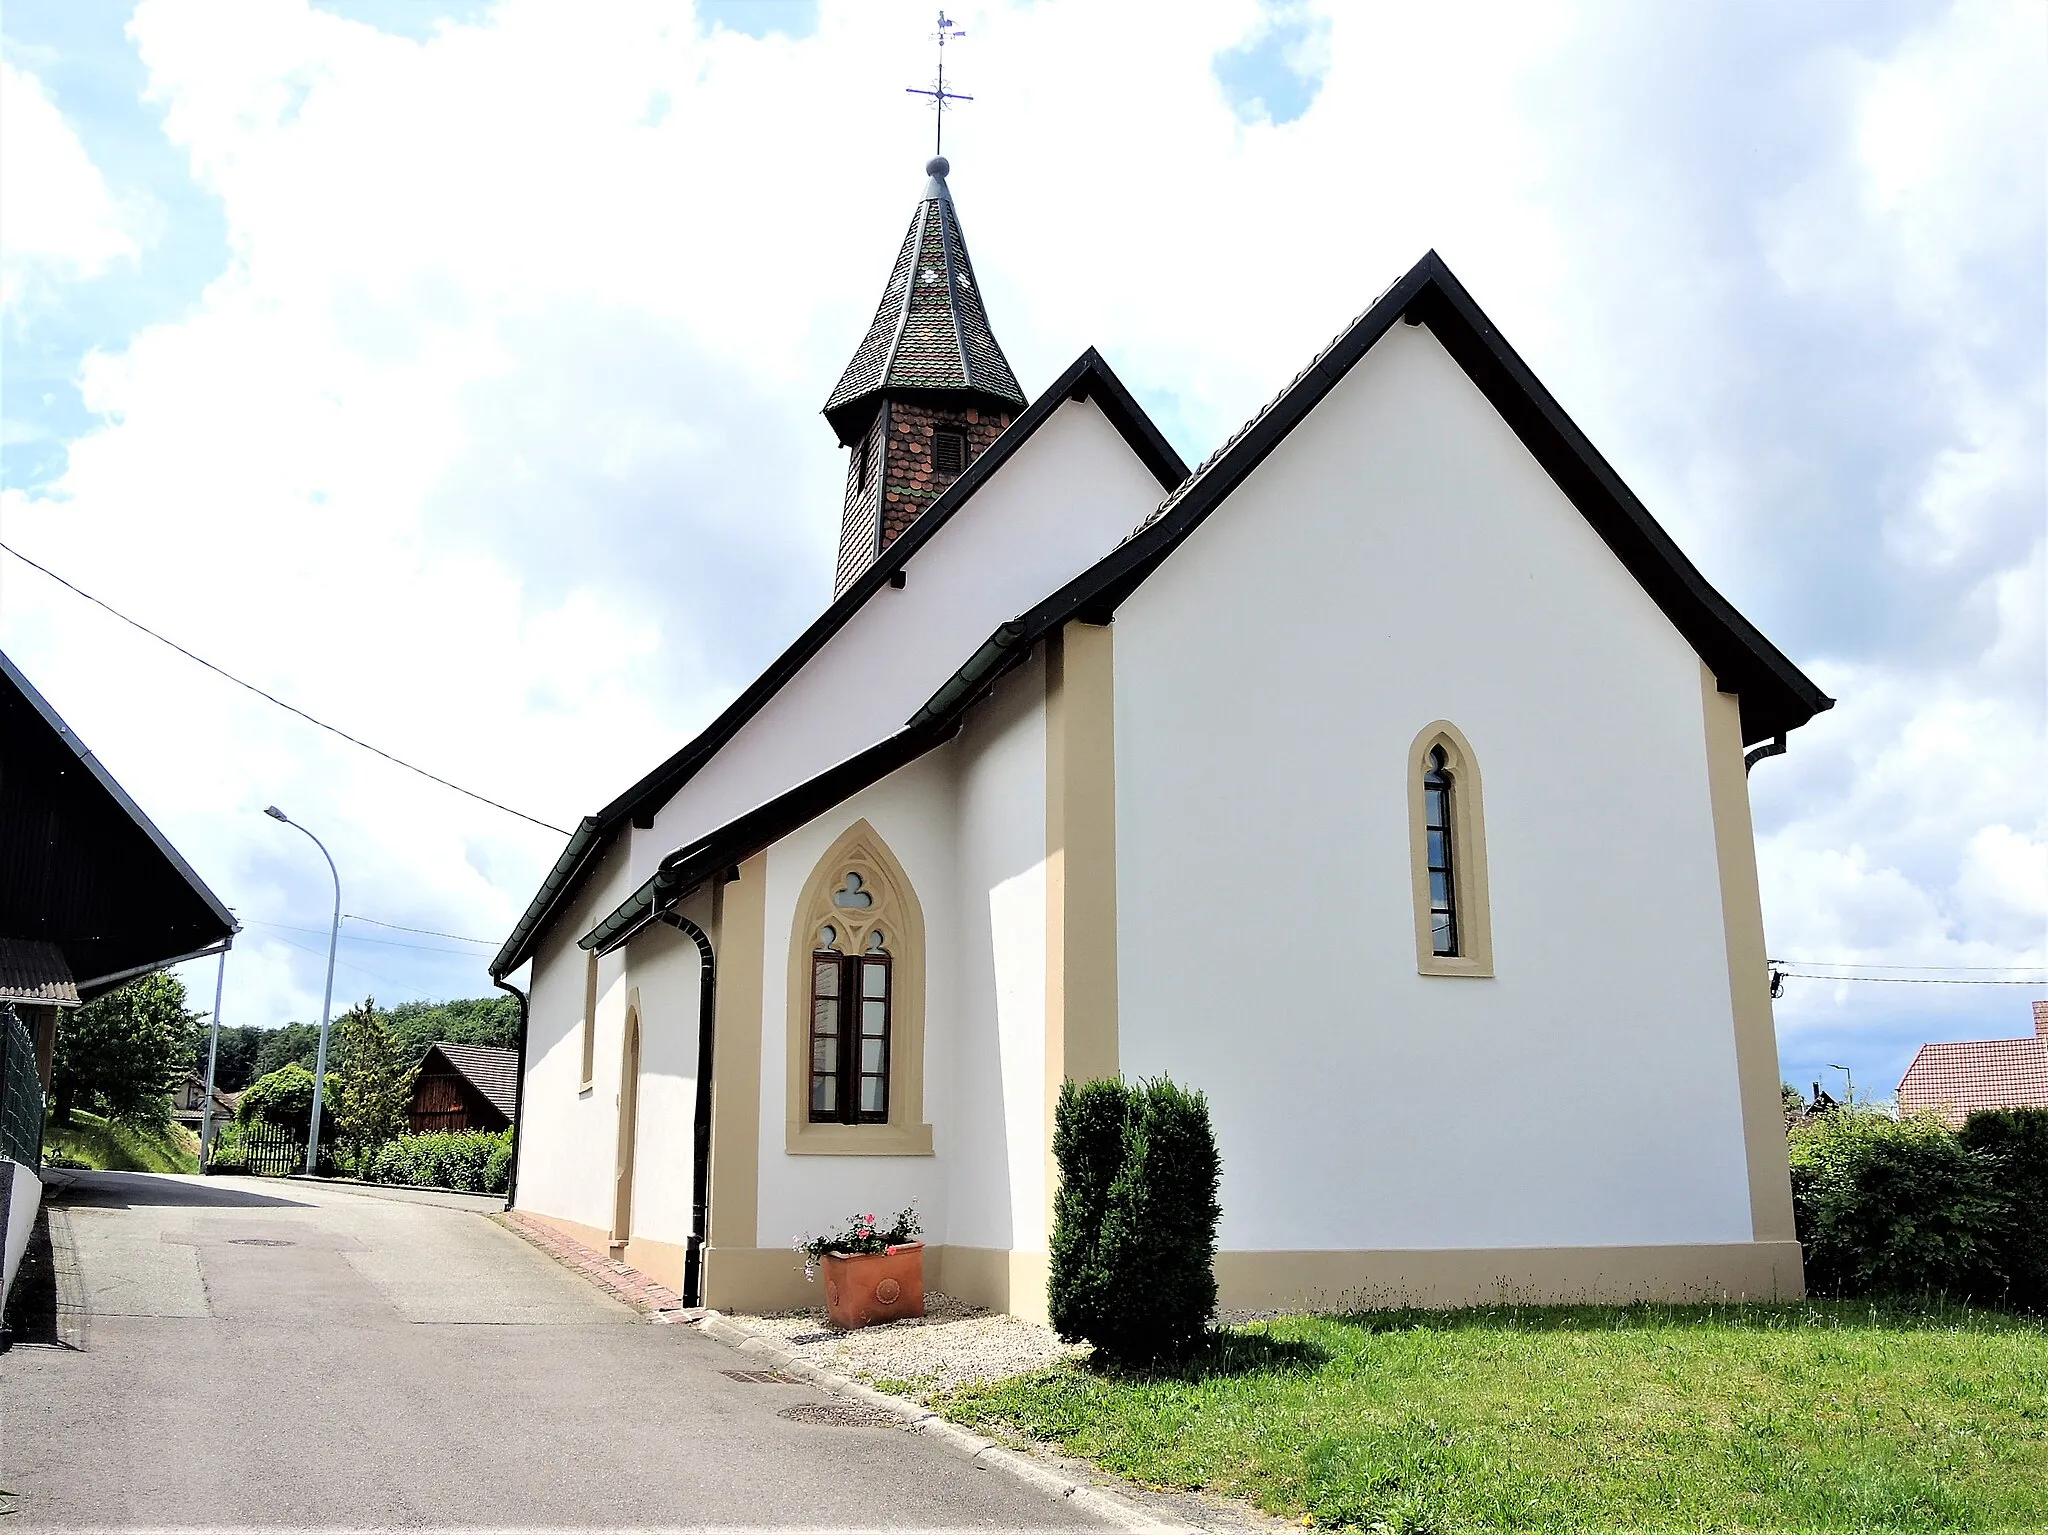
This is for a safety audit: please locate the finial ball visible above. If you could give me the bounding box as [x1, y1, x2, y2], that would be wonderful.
[926, 156, 950, 178]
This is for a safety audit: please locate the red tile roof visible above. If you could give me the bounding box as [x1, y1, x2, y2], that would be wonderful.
[1896, 1001, 2048, 1128]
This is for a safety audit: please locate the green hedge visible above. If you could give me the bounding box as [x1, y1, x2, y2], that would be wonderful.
[1049, 1076, 1221, 1365]
[1788, 1106, 2048, 1309]
[363, 1129, 512, 1194]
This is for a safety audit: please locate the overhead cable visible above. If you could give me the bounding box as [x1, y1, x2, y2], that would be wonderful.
[1, 540, 571, 836]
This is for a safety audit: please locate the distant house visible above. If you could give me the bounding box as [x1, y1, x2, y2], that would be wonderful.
[1897, 1001, 2048, 1128]
[407, 1043, 517, 1134]
[171, 1073, 237, 1137]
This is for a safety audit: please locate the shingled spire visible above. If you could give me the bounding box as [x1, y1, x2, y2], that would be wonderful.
[825, 157, 1027, 595]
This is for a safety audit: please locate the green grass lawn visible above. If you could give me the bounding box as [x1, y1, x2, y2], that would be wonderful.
[43, 1110, 199, 1174]
[940, 1303, 2048, 1534]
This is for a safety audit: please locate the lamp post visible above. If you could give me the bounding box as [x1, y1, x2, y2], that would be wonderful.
[265, 806, 339, 1174]
[197, 924, 236, 1170]
[1828, 1063, 1854, 1107]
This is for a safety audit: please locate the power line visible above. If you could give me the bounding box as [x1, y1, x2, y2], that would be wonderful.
[343, 914, 497, 945]
[1773, 959, 2045, 973]
[1774, 971, 2044, 986]
[1, 540, 572, 836]
[243, 918, 492, 959]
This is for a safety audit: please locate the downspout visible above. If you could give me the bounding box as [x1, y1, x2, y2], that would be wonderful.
[662, 911, 717, 1309]
[492, 972, 531, 1211]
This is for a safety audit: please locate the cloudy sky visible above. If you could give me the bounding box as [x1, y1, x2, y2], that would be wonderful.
[2, 0, 2041, 1102]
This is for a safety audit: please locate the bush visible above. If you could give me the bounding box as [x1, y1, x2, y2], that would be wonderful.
[238, 1064, 318, 1128]
[1050, 1076, 1221, 1366]
[205, 1120, 249, 1174]
[1050, 1078, 1136, 1346]
[364, 1129, 512, 1193]
[1958, 1107, 2048, 1311]
[1789, 1109, 2007, 1300]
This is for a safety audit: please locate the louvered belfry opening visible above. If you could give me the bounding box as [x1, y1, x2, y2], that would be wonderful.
[824, 158, 1027, 595]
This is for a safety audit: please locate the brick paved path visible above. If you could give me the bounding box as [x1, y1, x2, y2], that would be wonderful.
[499, 1209, 696, 1318]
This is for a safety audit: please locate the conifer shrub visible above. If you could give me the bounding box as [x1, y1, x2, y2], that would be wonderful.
[1958, 1107, 2048, 1311]
[1050, 1078, 1135, 1345]
[1050, 1075, 1221, 1366]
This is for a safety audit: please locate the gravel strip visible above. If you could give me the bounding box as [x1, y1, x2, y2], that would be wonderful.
[729, 1288, 1087, 1396]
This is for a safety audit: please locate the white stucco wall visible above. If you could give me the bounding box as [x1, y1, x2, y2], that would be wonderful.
[619, 906, 706, 1248]
[515, 841, 635, 1235]
[1113, 320, 1752, 1254]
[634, 398, 1167, 885]
[947, 649, 1049, 1253]
[754, 748, 961, 1248]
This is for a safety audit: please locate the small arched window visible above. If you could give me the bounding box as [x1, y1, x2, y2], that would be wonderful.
[1422, 746, 1459, 957]
[1408, 722, 1494, 977]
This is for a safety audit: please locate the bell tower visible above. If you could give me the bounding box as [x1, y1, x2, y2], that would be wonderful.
[822, 156, 1026, 595]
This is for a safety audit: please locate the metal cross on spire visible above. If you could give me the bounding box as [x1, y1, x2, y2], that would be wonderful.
[905, 11, 972, 157]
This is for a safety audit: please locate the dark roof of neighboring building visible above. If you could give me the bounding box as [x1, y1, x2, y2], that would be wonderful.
[1, 649, 236, 999]
[420, 1042, 519, 1121]
[1897, 1001, 2048, 1128]
[0, 937, 81, 1008]
[574, 251, 1839, 956]
[823, 158, 1026, 445]
[490, 348, 1187, 980]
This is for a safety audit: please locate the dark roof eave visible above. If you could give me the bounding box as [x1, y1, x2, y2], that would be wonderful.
[493, 349, 1187, 978]
[1, 649, 238, 942]
[1112, 253, 1832, 745]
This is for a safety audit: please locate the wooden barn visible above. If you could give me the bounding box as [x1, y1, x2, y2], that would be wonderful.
[407, 1042, 517, 1134]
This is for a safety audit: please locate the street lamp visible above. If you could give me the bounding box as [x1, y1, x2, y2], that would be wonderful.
[1828, 1063, 1854, 1107]
[265, 806, 340, 1174]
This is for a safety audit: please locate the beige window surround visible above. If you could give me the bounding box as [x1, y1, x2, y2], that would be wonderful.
[579, 950, 599, 1092]
[784, 819, 933, 1155]
[1407, 719, 1495, 977]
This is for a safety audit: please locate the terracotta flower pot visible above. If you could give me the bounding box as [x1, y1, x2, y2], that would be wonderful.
[821, 1242, 925, 1329]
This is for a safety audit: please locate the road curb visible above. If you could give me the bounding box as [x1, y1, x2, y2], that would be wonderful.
[696, 1311, 1191, 1532]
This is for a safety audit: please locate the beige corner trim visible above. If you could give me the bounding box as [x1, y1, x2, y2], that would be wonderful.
[1702, 666, 1801, 1249]
[701, 1244, 1052, 1323]
[1215, 1240, 1806, 1312]
[1045, 620, 1121, 1234]
[708, 854, 766, 1250]
[783, 819, 933, 1156]
[579, 950, 598, 1092]
[1407, 720, 1494, 977]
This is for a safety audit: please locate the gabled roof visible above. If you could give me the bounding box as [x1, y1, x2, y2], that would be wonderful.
[490, 349, 1187, 979]
[1898, 1036, 2048, 1128]
[823, 158, 1026, 445]
[1, 649, 236, 998]
[421, 1041, 519, 1121]
[1108, 251, 1832, 746]
[573, 251, 1839, 956]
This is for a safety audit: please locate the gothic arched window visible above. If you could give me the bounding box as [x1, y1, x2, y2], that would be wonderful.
[785, 820, 933, 1154]
[1408, 722, 1494, 977]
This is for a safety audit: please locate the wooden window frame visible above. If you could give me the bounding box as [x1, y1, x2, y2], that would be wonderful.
[1407, 721, 1494, 977]
[807, 949, 892, 1124]
[784, 819, 932, 1155]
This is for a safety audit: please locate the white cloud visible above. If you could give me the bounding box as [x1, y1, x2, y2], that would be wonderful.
[0, 0, 2039, 1074]
[0, 59, 146, 313]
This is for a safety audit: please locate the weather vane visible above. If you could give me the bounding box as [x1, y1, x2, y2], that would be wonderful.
[906, 11, 972, 158]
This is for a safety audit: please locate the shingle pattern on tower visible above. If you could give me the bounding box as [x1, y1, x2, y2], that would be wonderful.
[824, 172, 1025, 435]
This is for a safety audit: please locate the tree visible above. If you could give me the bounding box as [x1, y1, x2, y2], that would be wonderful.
[51, 972, 201, 1127]
[238, 1063, 318, 1129]
[328, 996, 413, 1167]
[252, 1022, 322, 1079]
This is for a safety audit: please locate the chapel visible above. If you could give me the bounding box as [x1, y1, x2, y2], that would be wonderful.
[489, 156, 1833, 1318]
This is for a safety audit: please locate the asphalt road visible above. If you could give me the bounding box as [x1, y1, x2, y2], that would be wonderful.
[0, 1170, 1107, 1532]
